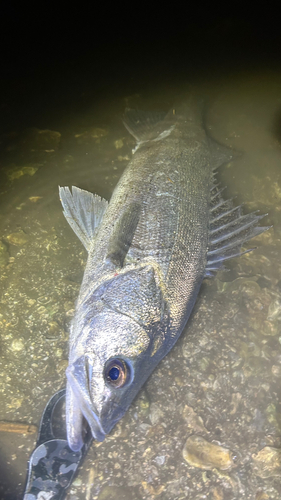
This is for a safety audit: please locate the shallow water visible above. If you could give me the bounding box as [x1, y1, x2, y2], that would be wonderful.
[0, 68, 281, 500]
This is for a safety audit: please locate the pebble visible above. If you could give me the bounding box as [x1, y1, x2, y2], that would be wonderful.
[252, 446, 281, 478]
[5, 231, 29, 246]
[183, 435, 234, 470]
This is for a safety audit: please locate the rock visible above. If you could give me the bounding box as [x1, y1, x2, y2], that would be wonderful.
[29, 196, 42, 203]
[252, 446, 281, 478]
[75, 127, 108, 144]
[183, 435, 234, 470]
[114, 139, 124, 149]
[5, 231, 29, 246]
[6, 164, 40, 181]
[149, 402, 164, 425]
[182, 405, 209, 433]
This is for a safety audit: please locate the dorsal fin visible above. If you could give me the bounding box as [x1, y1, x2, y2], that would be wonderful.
[59, 186, 108, 251]
[123, 109, 168, 142]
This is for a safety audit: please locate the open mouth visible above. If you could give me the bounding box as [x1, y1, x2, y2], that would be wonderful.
[66, 357, 108, 442]
[81, 402, 106, 442]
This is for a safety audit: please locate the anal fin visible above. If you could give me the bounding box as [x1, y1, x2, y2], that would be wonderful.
[205, 184, 270, 278]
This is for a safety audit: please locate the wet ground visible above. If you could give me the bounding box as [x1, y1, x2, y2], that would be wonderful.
[0, 66, 281, 500]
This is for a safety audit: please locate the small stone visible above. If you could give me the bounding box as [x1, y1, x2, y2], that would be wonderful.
[271, 365, 281, 376]
[114, 139, 124, 149]
[182, 405, 209, 433]
[261, 320, 279, 336]
[55, 348, 63, 359]
[75, 128, 108, 144]
[255, 492, 269, 500]
[117, 155, 130, 161]
[7, 397, 24, 409]
[267, 298, 281, 321]
[155, 455, 166, 465]
[5, 231, 29, 246]
[183, 435, 234, 470]
[212, 486, 224, 500]
[11, 339, 25, 351]
[229, 393, 242, 414]
[6, 164, 40, 181]
[88, 127, 108, 139]
[265, 404, 281, 429]
[149, 403, 164, 425]
[46, 321, 61, 337]
[252, 446, 281, 478]
[29, 196, 42, 203]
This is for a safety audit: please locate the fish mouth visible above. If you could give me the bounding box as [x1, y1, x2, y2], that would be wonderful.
[81, 400, 106, 442]
[66, 358, 107, 444]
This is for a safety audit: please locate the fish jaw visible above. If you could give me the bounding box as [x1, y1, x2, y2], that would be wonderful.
[66, 356, 107, 451]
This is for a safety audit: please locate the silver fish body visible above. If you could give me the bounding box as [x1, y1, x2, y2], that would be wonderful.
[59, 102, 268, 451]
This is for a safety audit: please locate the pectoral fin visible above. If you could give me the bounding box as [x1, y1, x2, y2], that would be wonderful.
[106, 202, 141, 267]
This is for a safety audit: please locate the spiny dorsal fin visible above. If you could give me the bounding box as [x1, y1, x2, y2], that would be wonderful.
[205, 184, 270, 277]
[59, 186, 108, 251]
[106, 202, 141, 268]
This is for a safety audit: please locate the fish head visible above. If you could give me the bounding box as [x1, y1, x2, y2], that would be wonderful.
[65, 265, 168, 451]
[66, 308, 162, 451]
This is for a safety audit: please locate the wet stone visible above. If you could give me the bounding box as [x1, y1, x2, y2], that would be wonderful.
[149, 402, 164, 425]
[28, 196, 42, 203]
[46, 321, 61, 338]
[114, 138, 124, 149]
[11, 339, 25, 352]
[261, 320, 279, 337]
[252, 446, 281, 478]
[211, 486, 224, 500]
[75, 127, 108, 144]
[182, 405, 209, 433]
[137, 390, 150, 418]
[265, 404, 281, 430]
[5, 231, 29, 246]
[267, 298, 281, 321]
[6, 163, 41, 181]
[182, 435, 234, 471]
[255, 492, 270, 500]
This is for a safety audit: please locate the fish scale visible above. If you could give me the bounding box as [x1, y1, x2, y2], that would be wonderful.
[59, 100, 269, 451]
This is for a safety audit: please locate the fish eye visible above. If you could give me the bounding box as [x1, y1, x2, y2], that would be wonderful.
[104, 358, 130, 388]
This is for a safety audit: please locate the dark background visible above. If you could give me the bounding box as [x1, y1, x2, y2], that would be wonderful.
[0, 6, 281, 136]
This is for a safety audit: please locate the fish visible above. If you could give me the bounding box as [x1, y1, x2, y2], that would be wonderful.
[59, 100, 269, 451]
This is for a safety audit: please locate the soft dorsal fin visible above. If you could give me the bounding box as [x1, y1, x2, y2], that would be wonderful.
[59, 186, 108, 251]
[123, 109, 167, 142]
[106, 202, 141, 268]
